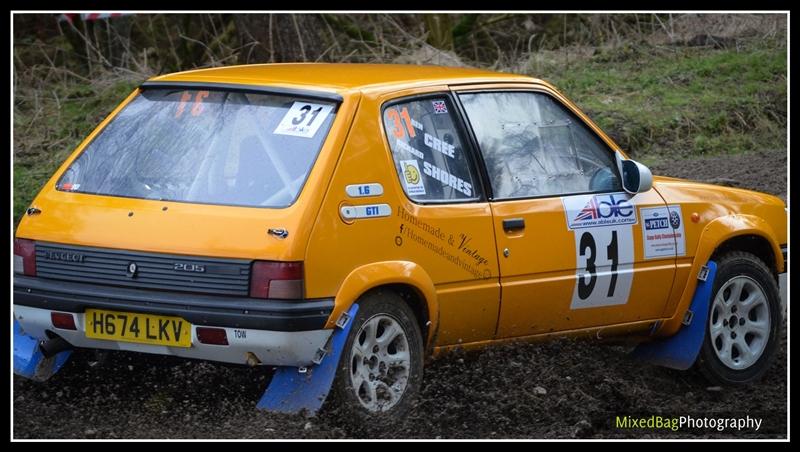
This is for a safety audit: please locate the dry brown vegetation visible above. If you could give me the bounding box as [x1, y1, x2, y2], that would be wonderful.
[13, 13, 787, 223]
[13, 13, 787, 73]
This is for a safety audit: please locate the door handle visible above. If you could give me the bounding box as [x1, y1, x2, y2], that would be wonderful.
[503, 218, 525, 231]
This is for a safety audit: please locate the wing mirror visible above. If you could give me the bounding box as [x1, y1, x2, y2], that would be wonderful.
[615, 151, 653, 194]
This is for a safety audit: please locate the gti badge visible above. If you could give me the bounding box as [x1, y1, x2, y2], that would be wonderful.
[127, 262, 138, 278]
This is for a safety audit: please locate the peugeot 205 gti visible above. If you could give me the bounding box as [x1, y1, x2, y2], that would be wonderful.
[14, 64, 787, 420]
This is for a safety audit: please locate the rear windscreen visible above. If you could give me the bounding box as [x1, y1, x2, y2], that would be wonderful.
[57, 89, 338, 208]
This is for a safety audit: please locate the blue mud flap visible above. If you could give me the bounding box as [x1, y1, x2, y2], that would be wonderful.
[256, 303, 359, 415]
[14, 319, 72, 381]
[632, 260, 717, 370]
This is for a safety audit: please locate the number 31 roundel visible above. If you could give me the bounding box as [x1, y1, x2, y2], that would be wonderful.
[562, 193, 637, 310]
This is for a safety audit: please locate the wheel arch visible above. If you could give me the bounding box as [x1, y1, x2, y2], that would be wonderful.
[711, 234, 779, 282]
[656, 214, 782, 337]
[326, 261, 438, 348]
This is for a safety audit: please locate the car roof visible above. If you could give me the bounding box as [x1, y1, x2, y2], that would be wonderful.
[148, 63, 541, 94]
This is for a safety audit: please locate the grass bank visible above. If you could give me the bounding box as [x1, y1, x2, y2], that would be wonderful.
[537, 40, 787, 164]
[13, 73, 139, 224]
[13, 41, 786, 225]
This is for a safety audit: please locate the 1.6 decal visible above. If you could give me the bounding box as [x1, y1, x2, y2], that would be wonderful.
[345, 183, 384, 198]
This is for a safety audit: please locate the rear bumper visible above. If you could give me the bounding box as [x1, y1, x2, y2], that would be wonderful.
[14, 275, 333, 331]
[13, 276, 335, 366]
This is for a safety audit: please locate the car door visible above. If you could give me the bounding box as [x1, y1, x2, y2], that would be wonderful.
[376, 90, 502, 346]
[453, 86, 677, 338]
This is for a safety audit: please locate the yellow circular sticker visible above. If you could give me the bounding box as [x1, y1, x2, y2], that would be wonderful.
[404, 163, 420, 184]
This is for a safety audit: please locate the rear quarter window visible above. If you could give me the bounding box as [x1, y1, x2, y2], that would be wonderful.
[382, 96, 481, 203]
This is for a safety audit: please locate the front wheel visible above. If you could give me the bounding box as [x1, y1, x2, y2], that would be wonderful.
[328, 289, 424, 422]
[696, 251, 782, 385]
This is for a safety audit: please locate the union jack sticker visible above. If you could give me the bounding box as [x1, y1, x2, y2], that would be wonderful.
[432, 100, 448, 114]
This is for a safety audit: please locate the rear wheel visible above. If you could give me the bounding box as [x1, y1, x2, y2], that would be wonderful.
[329, 289, 424, 423]
[696, 251, 781, 385]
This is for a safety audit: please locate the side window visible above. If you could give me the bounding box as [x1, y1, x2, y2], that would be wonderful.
[458, 91, 621, 199]
[383, 96, 480, 203]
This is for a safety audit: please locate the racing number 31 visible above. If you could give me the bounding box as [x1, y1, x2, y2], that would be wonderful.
[292, 104, 324, 127]
[571, 226, 633, 309]
[386, 107, 416, 139]
[577, 230, 618, 299]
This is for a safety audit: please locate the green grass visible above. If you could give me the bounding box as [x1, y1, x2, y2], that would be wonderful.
[13, 76, 138, 225]
[535, 41, 787, 163]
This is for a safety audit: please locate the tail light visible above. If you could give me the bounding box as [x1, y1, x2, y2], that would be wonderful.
[14, 238, 36, 276]
[249, 261, 303, 299]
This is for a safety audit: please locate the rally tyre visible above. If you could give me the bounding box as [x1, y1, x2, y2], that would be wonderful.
[696, 251, 782, 385]
[328, 289, 424, 423]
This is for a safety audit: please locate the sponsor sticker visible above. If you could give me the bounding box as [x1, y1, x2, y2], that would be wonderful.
[562, 193, 638, 230]
[400, 160, 426, 196]
[640, 205, 686, 258]
[274, 101, 333, 138]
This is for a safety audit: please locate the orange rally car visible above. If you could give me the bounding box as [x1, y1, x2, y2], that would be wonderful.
[14, 64, 787, 419]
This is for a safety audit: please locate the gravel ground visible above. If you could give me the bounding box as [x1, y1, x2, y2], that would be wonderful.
[13, 149, 788, 439]
[649, 149, 788, 202]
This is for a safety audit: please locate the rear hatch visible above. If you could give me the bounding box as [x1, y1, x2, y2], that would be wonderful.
[17, 85, 345, 279]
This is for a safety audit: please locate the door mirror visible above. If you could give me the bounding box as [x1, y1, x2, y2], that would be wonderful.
[615, 152, 653, 194]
